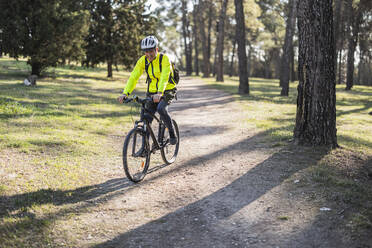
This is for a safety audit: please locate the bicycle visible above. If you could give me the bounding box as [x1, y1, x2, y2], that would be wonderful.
[122, 96, 180, 182]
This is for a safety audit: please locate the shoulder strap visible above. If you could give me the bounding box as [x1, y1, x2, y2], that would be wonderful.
[159, 53, 163, 73]
[144, 57, 150, 94]
[145, 57, 149, 78]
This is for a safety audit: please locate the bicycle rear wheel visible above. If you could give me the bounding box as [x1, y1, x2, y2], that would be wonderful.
[160, 120, 179, 165]
[123, 128, 150, 182]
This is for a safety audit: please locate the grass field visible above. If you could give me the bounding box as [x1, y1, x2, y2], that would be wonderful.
[0, 57, 150, 246]
[204, 76, 372, 154]
[0, 57, 371, 246]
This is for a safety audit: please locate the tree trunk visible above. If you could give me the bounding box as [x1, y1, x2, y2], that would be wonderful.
[294, 0, 337, 148]
[280, 0, 297, 96]
[345, 39, 356, 90]
[207, 3, 213, 69]
[216, 0, 228, 82]
[274, 48, 281, 79]
[193, 2, 199, 76]
[264, 56, 271, 79]
[182, 0, 192, 76]
[334, 0, 343, 78]
[234, 0, 249, 94]
[337, 48, 343, 84]
[199, 0, 210, 77]
[357, 50, 362, 85]
[213, 40, 218, 76]
[290, 44, 295, 81]
[107, 59, 113, 78]
[30, 60, 42, 76]
[247, 43, 251, 78]
[345, 0, 362, 91]
[229, 39, 236, 77]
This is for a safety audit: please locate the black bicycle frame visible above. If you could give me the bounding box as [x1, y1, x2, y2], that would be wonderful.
[137, 107, 164, 151]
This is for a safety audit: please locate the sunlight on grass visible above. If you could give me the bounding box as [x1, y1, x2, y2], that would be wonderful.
[0, 57, 147, 191]
[0, 57, 148, 246]
[204, 76, 372, 154]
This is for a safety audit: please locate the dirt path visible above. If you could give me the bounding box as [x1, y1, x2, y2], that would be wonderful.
[66, 77, 360, 248]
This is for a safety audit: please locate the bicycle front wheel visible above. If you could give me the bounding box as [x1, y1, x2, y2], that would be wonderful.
[123, 128, 150, 182]
[160, 120, 180, 165]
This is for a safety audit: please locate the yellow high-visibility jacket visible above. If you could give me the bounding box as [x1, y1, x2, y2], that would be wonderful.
[123, 53, 176, 96]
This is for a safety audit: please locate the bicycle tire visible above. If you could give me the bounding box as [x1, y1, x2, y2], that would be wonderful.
[123, 128, 151, 182]
[160, 120, 179, 165]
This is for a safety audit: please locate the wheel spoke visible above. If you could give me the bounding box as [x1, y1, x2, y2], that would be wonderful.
[161, 120, 179, 165]
[123, 129, 150, 182]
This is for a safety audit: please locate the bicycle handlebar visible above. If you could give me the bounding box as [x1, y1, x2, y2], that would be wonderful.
[124, 95, 153, 104]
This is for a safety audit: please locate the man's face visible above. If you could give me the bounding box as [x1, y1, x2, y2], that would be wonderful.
[144, 47, 158, 62]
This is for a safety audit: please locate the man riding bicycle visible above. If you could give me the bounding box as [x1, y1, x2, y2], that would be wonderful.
[117, 35, 178, 145]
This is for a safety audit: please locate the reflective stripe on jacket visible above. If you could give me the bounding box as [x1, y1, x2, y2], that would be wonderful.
[123, 53, 176, 96]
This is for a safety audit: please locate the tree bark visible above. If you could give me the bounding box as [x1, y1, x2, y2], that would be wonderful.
[280, 0, 297, 96]
[294, 0, 337, 148]
[334, 0, 343, 79]
[290, 44, 296, 81]
[234, 0, 249, 94]
[199, 0, 210, 77]
[213, 38, 218, 76]
[229, 39, 236, 77]
[216, 0, 228, 82]
[107, 57, 113, 78]
[182, 0, 193, 76]
[30, 60, 42, 76]
[207, 3, 213, 69]
[345, 0, 362, 91]
[337, 46, 343, 84]
[193, 1, 199, 76]
[247, 43, 251, 78]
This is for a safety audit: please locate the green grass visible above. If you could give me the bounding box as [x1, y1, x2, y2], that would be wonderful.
[0, 57, 149, 187]
[0, 57, 147, 246]
[204, 77, 298, 146]
[306, 150, 372, 233]
[0, 57, 146, 153]
[277, 216, 290, 221]
[203, 76, 372, 153]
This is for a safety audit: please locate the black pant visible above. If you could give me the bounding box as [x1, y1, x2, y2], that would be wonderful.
[143, 90, 176, 137]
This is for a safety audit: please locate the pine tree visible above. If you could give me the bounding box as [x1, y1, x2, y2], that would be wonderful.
[0, 0, 89, 76]
[84, 0, 155, 77]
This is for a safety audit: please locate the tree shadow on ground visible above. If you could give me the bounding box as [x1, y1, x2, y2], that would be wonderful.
[0, 81, 123, 120]
[92, 140, 329, 248]
[180, 124, 229, 139]
[0, 126, 313, 247]
[58, 74, 120, 82]
[204, 82, 297, 105]
[273, 153, 372, 248]
[336, 99, 372, 117]
[0, 72, 29, 80]
[0, 178, 132, 218]
[0, 178, 134, 246]
[338, 134, 372, 150]
[170, 86, 234, 113]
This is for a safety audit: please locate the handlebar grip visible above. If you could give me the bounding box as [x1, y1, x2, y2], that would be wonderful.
[124, 98, 133, 103]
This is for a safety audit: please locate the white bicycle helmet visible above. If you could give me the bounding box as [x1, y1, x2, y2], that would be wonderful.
[141, 35, 158, 51]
